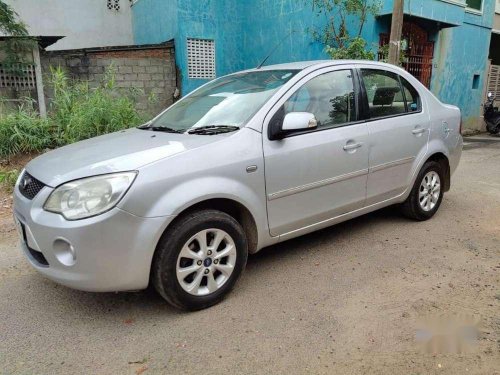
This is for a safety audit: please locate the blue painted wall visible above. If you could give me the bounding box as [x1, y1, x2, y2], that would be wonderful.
[131, 0, 495, 129]
[132, 0, 177, 44]
[431, 1, 494, 129]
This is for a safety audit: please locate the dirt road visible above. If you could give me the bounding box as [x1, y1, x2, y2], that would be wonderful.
[1, 140, 499, 374]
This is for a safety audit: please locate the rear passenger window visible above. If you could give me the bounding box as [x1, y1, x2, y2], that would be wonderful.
[400, 77, 422, 112]
[361, 69, 405, 119]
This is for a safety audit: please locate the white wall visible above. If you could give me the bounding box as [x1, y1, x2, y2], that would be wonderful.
[4, 0, 134, 50]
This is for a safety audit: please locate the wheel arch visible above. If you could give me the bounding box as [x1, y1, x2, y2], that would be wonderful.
[425, 152, 451, 192]
[158, 198, 259, 255]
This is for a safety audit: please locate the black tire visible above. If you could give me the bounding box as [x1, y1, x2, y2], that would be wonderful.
[151, 209, 248, 311]
[401, 161, 444, 221]
[493, 123, 500, 135]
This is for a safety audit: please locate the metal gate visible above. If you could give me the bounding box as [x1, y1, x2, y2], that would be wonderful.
[379, 21, 434, 88]
[486, 64, 500, 100]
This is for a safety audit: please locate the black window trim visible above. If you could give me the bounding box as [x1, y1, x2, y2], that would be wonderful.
[267, 68, 364, 140]
[356, 67, 423, 123]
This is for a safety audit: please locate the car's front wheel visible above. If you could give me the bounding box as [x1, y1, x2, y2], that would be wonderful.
[152, 209, 248, 310]
[401, 161, 444, 221]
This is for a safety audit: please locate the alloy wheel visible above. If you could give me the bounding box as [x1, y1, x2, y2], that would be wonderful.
[176, 228, 237, 296]
[419, 171, 441, 212]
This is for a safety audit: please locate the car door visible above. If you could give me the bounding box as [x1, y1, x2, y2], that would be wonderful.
[357, 67, 430, 205]
[263, 67, 369, 236]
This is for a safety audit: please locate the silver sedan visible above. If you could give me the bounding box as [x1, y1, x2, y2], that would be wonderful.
[13, 60, 462, 310]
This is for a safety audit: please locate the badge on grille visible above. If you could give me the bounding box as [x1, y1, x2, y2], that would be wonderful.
[21, 174, 32, 190]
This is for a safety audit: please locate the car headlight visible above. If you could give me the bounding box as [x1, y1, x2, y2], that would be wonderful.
[44, 172, 137, 220]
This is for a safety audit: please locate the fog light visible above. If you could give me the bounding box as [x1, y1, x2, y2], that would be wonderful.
[53, 238, 76, 266]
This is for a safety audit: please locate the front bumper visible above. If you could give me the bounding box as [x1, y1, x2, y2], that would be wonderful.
[13, 182, 174, 292]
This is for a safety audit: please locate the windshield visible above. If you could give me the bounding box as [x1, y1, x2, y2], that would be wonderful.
[150, 70, 299, 132]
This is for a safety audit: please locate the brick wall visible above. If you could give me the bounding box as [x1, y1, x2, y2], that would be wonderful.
[40, 44, 176, 117]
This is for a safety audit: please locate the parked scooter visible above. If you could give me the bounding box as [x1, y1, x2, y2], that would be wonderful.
[484, 92, 500, 135]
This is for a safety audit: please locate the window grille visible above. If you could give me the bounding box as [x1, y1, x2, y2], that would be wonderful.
[0, 64, 36, 89]
[187, 38, 215, 79]
[488, 65, 500, 101]
[107, 0, 120, 10]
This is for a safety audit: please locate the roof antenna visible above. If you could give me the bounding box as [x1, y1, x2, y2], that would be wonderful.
[257, 29, 296, 69]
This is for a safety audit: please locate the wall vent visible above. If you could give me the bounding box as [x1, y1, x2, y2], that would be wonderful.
[0, 65, 36, 89]
[187, 38, 215, 79]
[107, 0, 120, 11]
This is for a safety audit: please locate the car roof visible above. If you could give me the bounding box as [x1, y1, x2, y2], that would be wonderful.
[245, 59, 402, 72]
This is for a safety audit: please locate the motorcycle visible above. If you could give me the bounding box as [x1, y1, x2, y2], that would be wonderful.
[484, 92, 500, 135]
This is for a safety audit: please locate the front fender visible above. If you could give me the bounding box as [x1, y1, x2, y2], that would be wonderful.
[155, 176, 265, 222]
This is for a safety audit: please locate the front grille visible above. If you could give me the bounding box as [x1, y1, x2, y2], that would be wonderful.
[18, 171, 45, 200]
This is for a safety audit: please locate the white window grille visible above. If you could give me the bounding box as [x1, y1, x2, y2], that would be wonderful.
[107, 0, 120, 11]
[0, 64, 36, 89]
[187, 38, 215, 79]
[488, 64, 500, 101]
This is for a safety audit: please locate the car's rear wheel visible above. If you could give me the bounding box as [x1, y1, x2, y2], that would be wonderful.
[401, 161, 444, 221]
[152, 209, 248, 310]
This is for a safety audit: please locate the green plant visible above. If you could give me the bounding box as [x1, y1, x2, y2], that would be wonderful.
[378, 43, 407, 66]
[49, 66, 143, 144]
[0, 1, 37, 76]
[308, 0, 381, 60]
[0, 100, 53, 158]
[0, 67, 145, 159]
[0, 168, 19, 191]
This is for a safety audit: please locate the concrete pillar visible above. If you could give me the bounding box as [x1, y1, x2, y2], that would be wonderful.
[32, 45, 47, 118]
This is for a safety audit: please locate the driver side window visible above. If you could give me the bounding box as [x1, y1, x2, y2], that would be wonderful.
[284, 70, 356, 129]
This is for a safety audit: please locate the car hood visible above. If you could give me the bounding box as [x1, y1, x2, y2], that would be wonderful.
[26, 128, 227, 187]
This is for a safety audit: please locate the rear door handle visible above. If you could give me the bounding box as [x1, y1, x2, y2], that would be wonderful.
[412, 128, 426, 135]
[343, 142, 363, 151]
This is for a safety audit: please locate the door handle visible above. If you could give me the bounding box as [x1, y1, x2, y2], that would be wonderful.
[412, 128, 426, 135]
[343, 142, 363, 151]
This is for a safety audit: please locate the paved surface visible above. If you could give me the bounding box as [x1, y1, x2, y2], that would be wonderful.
[0, 143, 499, 375]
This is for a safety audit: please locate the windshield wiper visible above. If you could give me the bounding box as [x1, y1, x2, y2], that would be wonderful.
[187, 125, 240, 135]
[138, 125, 183, 133]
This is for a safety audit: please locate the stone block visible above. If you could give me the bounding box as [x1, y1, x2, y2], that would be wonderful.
[146, 65, 160, 73]
[130, 81, 145, 88]
[132, 66, 146, 73]
[151, 73, 164, 81]
[118, 66, 133, 74]
[124, 73, 138, 81]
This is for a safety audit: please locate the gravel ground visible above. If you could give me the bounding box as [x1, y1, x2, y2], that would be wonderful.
[0, 141, 499, 375]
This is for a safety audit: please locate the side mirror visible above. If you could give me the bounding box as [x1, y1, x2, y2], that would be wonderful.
[282, 112, 318, 132]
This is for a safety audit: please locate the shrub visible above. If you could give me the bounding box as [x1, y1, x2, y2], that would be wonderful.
[0, 168, 19, 191]
[0, 67, 145, 159]
[49, 67, 143, 145]
[0, 100, 53, 158]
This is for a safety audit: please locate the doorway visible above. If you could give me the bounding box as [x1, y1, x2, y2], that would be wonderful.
[379, 21, 435, 88]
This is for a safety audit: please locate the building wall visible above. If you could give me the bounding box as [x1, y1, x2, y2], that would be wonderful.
[495, 0, 500, 29]
[40, 46, 176, 116]
[3, 0, 134, 51]
[131, 0, 495, 130]
[495, 13, 500, 30]
[132, 0, 178, 45]
[432, 4, 495, 131]
[133, 0, 246, 93]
